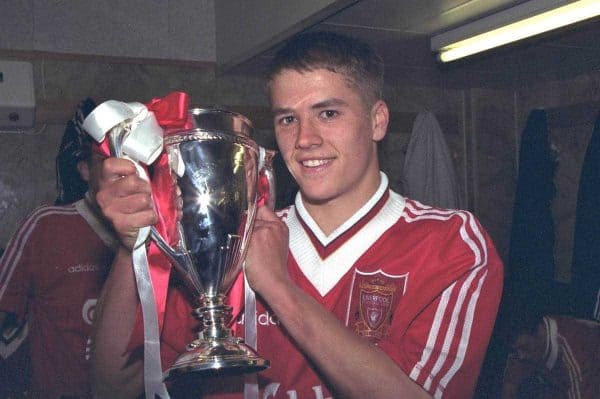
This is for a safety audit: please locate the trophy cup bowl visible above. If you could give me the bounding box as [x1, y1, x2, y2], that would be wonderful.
[152, 109, 270, 380]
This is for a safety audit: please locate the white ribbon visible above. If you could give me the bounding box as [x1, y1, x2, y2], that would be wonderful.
[83, 101, 169, 399]
[82, 100, 163, 165]
[243, 269, 258, 399]
[243, 146, 276, 399]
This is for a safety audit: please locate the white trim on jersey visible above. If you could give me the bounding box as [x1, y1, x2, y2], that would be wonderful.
[545, 316, 559, 370]
[436, 269, 487, 398]
[76, 194, 118, 249]
[403, 201, 490, 399]
[558, 334, 583, 399]
[288, 176, 406, 297]
[544, 316, 584, 399]
[0, 321, 28, 359]
[542, 316, 551, 362]
[293, 172, 389, 246]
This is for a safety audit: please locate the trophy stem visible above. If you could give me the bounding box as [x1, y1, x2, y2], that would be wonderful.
[164, 294, 269, 380]
[194, 294, 233, 340]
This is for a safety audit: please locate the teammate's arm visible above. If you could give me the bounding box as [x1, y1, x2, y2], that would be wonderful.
[89, 158, 156, 398]
[91, 248, 144, 398]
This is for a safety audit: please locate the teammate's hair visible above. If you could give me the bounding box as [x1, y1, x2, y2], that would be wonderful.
[266, 31, 384, 107]
[515, 311, 545, 337]
[54, 98, 96, 205]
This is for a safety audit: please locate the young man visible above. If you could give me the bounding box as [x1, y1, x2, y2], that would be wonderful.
[0, 99, 117, 398]
[91, 31, 503, 398]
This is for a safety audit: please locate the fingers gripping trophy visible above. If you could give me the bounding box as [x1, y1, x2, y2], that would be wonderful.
[83, 96, 273, 384]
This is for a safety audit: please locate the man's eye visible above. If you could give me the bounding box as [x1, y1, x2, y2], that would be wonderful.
[278, 115, 295, 125]
[320, 110, 338, 119]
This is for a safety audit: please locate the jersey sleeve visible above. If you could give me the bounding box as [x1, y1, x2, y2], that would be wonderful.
[0, 209, 44, 360]
[380, 210, 504, 399]
[0, 209, 41, 326]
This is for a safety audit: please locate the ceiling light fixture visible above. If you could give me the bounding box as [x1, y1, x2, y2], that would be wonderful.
[431, 0, 600, 63]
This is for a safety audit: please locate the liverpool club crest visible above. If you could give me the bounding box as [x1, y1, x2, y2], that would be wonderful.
[348, 269, 407, 341]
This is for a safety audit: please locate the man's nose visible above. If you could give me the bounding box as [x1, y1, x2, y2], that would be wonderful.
[295, 119, 322, 149]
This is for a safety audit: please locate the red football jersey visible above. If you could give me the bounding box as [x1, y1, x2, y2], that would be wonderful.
[0, 198, 116, 398]
[154, 175, 503, 398]
[541, 315, 599, 399]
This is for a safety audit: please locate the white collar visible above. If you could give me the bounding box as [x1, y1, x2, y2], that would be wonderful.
[287, 173, 406, 296]
[294, 172, 389, 246]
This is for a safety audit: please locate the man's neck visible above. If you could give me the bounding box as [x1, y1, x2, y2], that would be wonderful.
[298, 173, 386, 236]
[302, 201, 350, 237]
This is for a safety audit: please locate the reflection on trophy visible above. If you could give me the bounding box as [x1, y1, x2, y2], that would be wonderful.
[152, 108, 272, 379]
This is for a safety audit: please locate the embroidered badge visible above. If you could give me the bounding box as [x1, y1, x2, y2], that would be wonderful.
[348, 269, 407, 341]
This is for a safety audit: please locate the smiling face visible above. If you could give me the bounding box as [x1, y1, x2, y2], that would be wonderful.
[270, 68, 388, 223]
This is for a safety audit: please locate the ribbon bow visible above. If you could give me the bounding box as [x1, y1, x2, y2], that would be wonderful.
[84, 92, 189, 160]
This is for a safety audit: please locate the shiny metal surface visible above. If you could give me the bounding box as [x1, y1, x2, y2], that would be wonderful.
[164, 130, 258, 298]
[187, 108, 254, 137]
[153, 109, 271, 379]
[164, 337, 269, 380]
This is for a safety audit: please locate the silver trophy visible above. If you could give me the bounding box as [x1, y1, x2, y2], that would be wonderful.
[151, 108, 273, 379]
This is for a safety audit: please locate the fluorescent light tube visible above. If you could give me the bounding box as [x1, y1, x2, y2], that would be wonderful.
[432, 0, 600, 62]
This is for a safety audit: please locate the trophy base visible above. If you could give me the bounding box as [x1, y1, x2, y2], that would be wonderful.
[164, 337, 269, 381]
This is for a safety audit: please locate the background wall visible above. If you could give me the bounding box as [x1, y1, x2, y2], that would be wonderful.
[0, 0, 216, 62]
[1, 1, 600, 290]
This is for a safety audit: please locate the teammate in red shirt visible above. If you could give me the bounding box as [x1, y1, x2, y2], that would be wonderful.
[502, 315, 599, 399]
[90, 31, 503, 399]
[0, 99, 116, 398]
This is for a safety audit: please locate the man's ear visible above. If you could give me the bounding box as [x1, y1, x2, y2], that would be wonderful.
[371, 100, 389, 142]
[77, 160, 91, 182]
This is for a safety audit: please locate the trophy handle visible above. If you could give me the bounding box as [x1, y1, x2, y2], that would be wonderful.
[258, 147, 277, 211]
[150, 226, 202, 294]
[107, 126, 125, 157]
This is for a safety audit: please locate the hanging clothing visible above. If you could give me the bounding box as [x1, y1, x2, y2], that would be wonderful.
[505, 109, 558, 333]
[402, 110, 461, 209]
[571, 111, 600, 321]
[478, 109, 558, 399]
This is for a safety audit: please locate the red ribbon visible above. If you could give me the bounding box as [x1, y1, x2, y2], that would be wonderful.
[147, 91, 190, 249]
[146, 91, 190, 128]
[145, 92, 190, 342]
[92, 136, 111, 157]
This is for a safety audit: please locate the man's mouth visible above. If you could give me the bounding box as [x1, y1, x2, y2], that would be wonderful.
[301, 159, 331, 168]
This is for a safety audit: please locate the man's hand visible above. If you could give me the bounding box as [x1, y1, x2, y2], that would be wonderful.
[96, 158, 157, 251]
[244, 205, 290, 297]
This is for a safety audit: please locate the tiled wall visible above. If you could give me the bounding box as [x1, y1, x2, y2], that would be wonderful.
[1, 54, 599, 286]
